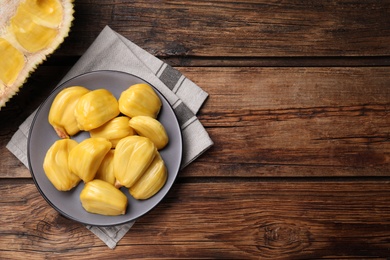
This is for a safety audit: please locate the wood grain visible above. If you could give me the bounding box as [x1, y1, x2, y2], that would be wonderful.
[51, 0, 390, 57]
[181, 67, 390, 177]
[1, 180, 390, 259]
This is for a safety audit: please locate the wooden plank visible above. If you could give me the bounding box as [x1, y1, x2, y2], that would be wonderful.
[54, 0, 390, 57]
[186, 67, 390, 110]
[166, 56, 390, 67]
[1, 67, 389, 178]
[182, 67, 390, 177]
[1, 180, 390, 259]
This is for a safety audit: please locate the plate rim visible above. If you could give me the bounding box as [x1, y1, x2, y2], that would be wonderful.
[27, 70, 183, 226]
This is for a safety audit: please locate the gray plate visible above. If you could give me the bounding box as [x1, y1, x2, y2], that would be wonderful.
[28, 70, 182, 226]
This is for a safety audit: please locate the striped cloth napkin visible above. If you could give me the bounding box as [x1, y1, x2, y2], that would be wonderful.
[7, 26, 213, 249]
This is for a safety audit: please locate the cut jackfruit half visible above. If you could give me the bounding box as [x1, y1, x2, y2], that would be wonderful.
[0, 0, 74, 109]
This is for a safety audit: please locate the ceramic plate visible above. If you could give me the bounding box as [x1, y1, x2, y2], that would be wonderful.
[28, 70, 182, 226]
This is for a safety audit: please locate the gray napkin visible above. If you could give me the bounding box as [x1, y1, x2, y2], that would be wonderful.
[7, 26, 213, 249]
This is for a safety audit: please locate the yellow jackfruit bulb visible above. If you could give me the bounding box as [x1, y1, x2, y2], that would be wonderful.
[0, 0, 74, 109]
[48, 86, 90, 138]
[118, 84, 162, 119]
[43, 139, 81, 191]
[114, 136, 156, 188]
[68, 137, 112, 183]
[90, 116, 135, 148]
[10, 6, 59, 53]
[16, 0, 64, 29]
[74, 89, 120, 131]
[130, 151, 167, 200]
[129, 115, 169, 150]
[0, 38, 25, 87]
[95, 149, 116, 186]
[80, 179, 128, 216]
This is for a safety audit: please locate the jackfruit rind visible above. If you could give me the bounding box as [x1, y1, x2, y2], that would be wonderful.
[0, 0, 74, 109]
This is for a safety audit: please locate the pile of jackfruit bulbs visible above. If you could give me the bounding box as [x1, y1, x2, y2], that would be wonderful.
[44, 83, 170, 216]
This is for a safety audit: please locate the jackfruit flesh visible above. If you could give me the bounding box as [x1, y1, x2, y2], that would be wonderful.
[130, 151, 167, 200]
[43, 139, 81, 191]
[89, 116, 135, 148]
[0, 0, 74, 109]
[68, 137, 112, 183]
[95, 149, 116, 186]
[118, 84, 162, 119]
[17, 0, 64, 28]
[48, 86, 90, 138]
[114, 136, 157, 188]
[74, 89, 120, 131]
[0, 38, 25, 86]
[129, 116, 169, 150]
[80, 179, 128, 216]
[10, 5, 59, 53]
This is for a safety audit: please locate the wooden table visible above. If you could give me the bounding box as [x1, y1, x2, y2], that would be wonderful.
[1, 1, 389, 259]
